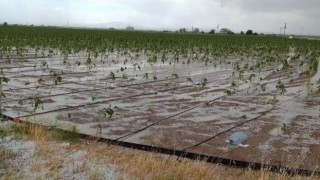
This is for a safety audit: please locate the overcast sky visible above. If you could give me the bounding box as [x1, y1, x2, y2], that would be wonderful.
[0, 0, 319, 35]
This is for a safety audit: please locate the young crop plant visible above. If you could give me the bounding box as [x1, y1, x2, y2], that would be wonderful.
[309, 55, 318, 73]
[164, 74, 180, 93]
[247, 73, 256, 94]
[108, 71, 116, 81]
[276, 80, 287, 95]
[133, 63, 141, 71]
[224, 87, 235, 96]
[50, 71, 63, 85]
[186, 77, 193, 84]
[198, 78, 208, 91]
[254, 82, 266, 107]
[40, 60, 49, 71]
[85, 56, 95, 71]
[171, 74, 179, 79]
[62, 50, 69, 65]
[306, 80, 313, 97]
[148, 55, 157, 65]
[281, 59, 289, 70]
[102, 105, 117, 119]
[143, 73, 149, 79]
[30, 96, 44, 119]
[0, 75, 10, 117]
[161, 53, 168, 64]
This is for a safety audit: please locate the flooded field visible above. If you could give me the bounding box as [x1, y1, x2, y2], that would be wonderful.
[1, 27, 320, 172]
[1, 48, 319, 170]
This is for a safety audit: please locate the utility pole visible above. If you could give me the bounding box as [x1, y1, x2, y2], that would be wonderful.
[283, 23, 287, 36]
[217, 24, 219, 33]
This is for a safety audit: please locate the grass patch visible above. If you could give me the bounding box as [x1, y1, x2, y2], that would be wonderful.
[0, 148, 16, 165]
[53, 126, 81, 143]
[0, 129, 6, 138]
[0, 121, 81, 143]
[0, 148, 17, 178]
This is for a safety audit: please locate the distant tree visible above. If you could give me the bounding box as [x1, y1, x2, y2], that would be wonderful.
[219, 28, 234, 34]
[193, 28, 200, 33]
[179, 28, 187, 33]
[253, 32, 258, 35]
[246, 29, 253, 35]
[240, 31, 244, 35]
[209, 29, 215, 34]
[126, 26, 134, 31]
[3, 22, 8, 26]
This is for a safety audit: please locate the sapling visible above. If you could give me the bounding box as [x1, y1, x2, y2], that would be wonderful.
[108, 71, 116, 81]
[198, 78, 208, 91]
[306, 80, 313, 97]
[143, 73, 149, 79]
[254, 83, 266, 107]
[247, 73, 256, 94]
[0, 75, 10, 118]
[224, 87, 235, 96]
[102, 105, 117, 118]
[276, 80, 287, 95]
[186, 77, 193, 84]
[50, 71, 62, 85]
[32, 97, 43, 112]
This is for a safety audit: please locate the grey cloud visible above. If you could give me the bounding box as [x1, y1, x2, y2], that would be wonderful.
[0, 0, 319, 35]
[221, 0, 320, 13]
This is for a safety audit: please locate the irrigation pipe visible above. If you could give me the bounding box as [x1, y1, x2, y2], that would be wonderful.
[106, 74, 299, 141]
[3, 73, 227, 103]
[115, 95, 225, 140]
[3, 63, 222, 91]
[15, 83, 197, 118]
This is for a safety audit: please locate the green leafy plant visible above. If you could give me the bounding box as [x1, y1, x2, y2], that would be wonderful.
[143, 73, 149, 79]
[276, 80, 287, 95]
[0, 75, 10, 116]
[186, 77, 193, 83]
[50, 71, 62, 85]
[102, 105, 117, 118]
[224, 87, 235, 96]
[108, 71, 116, 81]
[198, 78, 208, 91]
[32, 97, 43, 112]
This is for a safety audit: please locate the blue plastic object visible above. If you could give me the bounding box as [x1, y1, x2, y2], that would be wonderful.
[228, 132, 248, 146]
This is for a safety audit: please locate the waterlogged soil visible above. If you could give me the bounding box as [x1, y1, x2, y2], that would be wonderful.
[1, 51, 319, 171]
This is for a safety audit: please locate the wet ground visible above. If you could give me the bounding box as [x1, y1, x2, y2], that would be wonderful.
[1, 50, 319, 170]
